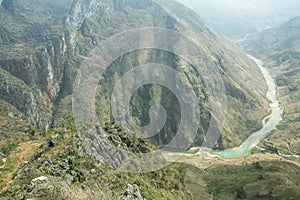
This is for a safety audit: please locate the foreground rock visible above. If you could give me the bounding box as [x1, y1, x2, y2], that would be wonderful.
[122, 184, 143, 200]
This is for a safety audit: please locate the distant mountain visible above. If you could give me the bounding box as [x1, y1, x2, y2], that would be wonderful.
[242, 15, 300, 155]
[177, 0, 300, 39]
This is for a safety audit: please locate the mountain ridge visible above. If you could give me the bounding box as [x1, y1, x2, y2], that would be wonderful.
[1, 1, 300, 199]
[0, 0, 267, 148]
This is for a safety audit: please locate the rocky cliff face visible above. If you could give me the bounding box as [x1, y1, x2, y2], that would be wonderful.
[0, 0, 268, 148]
[0, 0, 73, 128]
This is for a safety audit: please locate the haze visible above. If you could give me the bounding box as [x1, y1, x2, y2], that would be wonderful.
[177, 0, 300, 39]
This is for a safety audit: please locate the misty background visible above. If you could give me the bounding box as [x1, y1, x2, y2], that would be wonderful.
[177, 0, 300, 39]
[2, 0, 300, 40]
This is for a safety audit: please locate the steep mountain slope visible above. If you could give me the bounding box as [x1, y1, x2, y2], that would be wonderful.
[1, 1, 299, 199]
[0, 0, 268, 150]
[242, 15, 300, 155]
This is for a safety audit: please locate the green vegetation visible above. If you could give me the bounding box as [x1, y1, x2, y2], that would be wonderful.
[204, 161, 300, 199]
[1, 113, 300, 199]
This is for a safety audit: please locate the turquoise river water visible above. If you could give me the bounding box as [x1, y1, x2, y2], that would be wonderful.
[212, 55, 283, 158]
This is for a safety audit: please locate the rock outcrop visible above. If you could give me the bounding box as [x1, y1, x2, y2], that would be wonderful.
[122, 184, 143, 200]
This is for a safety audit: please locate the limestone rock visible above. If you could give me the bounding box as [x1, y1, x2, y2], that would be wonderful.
[122, 184, 143, 200]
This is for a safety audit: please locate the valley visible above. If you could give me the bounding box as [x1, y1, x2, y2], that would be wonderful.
[0, 0, 299, 199]
[242, 15, 300, 156]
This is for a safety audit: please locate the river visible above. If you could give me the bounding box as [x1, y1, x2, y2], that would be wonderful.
[211, 55, 283, 158]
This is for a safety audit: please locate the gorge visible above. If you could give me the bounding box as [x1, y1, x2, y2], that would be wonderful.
[0, 0, 299, 199]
